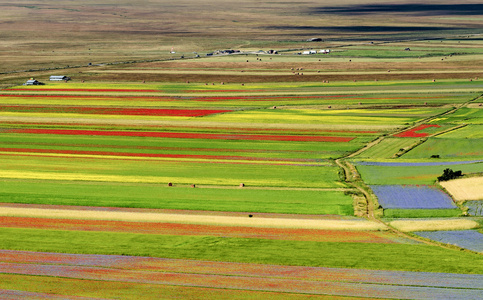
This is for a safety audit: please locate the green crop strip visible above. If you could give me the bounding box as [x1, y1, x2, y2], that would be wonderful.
[0, 180, 353, 215]
[1, 228, 483, 274]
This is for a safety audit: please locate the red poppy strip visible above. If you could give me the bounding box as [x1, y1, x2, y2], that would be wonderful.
[7, 129, 355, 142]
[394, 124, 441, 138]
[0, 105, 231, 117]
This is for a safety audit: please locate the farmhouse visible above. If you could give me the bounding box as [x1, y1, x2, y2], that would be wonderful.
[23, 79, 44, 85]
[50, 75, 71, 81]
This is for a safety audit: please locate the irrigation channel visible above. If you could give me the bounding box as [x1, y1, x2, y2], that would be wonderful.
[335, 92, 483, 251]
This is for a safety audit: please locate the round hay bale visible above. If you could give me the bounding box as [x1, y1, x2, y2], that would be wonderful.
[191, 184, 196, 188]
[168, 182, 173, 187]
[240, 183, 245, 187]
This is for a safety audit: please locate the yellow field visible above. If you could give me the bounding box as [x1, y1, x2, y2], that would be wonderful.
[389, 219, 480, 232]
[440, 177, 483, 201]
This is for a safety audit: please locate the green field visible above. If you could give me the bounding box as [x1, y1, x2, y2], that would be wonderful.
[2, 227, 483, 274]
[355, 162, 483, 185]
[0, 180, 354, 215]
[354, 137, 421, 159]
[402, 138, 483, 159]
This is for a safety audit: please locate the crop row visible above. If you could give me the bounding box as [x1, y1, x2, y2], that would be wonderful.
[355, 161, 483, 185]
[0, 216, 398, 243]
[2, 251, 482, 299]
[0, 105, 232, 117]
[2, 227, 483, 274]
[0, 175, 350, 213]
[370, 185, 457, 209]
[415, 230, 483, 253]
[5, 128, 355, 142]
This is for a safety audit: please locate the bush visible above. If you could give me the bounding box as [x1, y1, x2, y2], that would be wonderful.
[437, 168, 463, 181]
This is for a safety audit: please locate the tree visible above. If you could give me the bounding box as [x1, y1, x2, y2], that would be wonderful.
[437, 168, 462, 181]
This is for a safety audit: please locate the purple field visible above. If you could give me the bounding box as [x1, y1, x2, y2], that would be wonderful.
[415, 230, 483, 253]
[370, 185, 457, 209]
[465, 201, 483, 217]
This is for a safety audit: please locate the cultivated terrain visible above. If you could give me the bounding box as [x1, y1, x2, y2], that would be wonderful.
[0, 0, 482, 299]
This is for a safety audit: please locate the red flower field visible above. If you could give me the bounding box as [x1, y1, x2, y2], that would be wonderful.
[394, 124, 441, 137]
[7, 128, 355, 142]
[0, 105, 231, 117]
[0, 216, 400, 243]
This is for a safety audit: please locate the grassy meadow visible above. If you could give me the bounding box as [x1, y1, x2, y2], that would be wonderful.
[0, 0, 482, 298]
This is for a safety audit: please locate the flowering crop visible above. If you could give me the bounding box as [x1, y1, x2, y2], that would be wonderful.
[370, 185, 457, 209]
[415, 230, 483, 253]
[1, 248, 482, 299]
[464, 201, 483, 216]
[0, 147, 324, 164]
[7, 128, 355, 142]
[0, 216, 400, 243]
[0, 105, 231, 117]
[394, 124, 440, 137]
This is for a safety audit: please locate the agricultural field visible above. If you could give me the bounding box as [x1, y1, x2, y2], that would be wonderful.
[0, 0, 483, 298]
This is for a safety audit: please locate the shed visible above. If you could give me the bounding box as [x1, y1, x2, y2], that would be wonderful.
[23, 79, 44, 85]
[50, 75, 71, 81]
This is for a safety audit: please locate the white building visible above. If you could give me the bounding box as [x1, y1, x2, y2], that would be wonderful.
[23, 79, 43, 85]
[50, 75, 71, 81]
